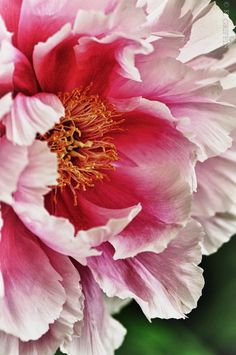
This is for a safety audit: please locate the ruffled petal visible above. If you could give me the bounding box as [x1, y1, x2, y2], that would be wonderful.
[19, 249, 83, 355]
[14, 140, 58, 205]
[0, 137, 28, 204]
[109, 56, 236, 162]
[10, 138, 138, 264]
[13, 200, 141, 264]
[109, 165, 192, 259]
[89, 220, 204, 319]
[17, 0, 81, 57]
[0, 92, 12, 120]
[63, 266, 126, 355]
[0, 332, 19, 355]
[171, 101, 236, 161]
[179, 2, 235, 62]
[0, 208, 2, 242]
[17, 0, 119, 58]
[196, 212, 236, 255]
[193, 136, 236, 254]
[0, 206, 66, 341]
[193, 140, 236, 218]
[33, 2, 151, 93]
[80, 111, 195, 258]
[0, 17, 15, 95]
[2, 93, 64, 145]
[0, 0, 22, 38]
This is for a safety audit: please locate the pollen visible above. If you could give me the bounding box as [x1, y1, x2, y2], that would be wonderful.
[42, 87, 122, 201]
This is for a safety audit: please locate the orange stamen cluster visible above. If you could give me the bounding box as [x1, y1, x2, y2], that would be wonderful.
[42, 88, 122, 200]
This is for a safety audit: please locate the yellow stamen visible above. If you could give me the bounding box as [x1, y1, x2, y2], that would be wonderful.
[42, 87, 123, 202]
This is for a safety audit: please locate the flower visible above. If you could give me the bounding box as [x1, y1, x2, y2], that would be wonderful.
[0, 1, 235, 354]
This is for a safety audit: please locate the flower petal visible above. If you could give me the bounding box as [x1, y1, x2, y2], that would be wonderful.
[0, 206, 65, 341]
[0, 332, 19, 355]
[171, 102, 236, 161]
[193, 136, 236, 254]
[12, 134, 134, 263]
[0, 0, 22, 38]
[109, 56, 236, 161]
[33, 2, 151, 93]
[109, 165, 192, 259]
[81, 111, 195, 258]
[0, 92, 12, 120]
[13, 195, 141, 264]
[179, 2, 235, 62]
[63, 266, 126, 355]
[89, 220, 204, 319]
[20, 249, 83, 355]
[17, 0, 81, 57]
[193, 140, 236, 218]
[0, 29, 14, 95]
[3, 93, 64, 145]
[0, 137, 28, 204]
[14, 140, 58, 206]
[196, 212, 236, 255]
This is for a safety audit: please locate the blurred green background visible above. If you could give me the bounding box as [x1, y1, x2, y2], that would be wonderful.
[57, 1, 236, 354]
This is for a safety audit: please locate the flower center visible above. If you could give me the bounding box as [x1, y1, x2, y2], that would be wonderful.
[42, 88, 122, 201]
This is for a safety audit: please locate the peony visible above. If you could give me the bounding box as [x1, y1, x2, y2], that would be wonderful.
[0, 1, 235, 354]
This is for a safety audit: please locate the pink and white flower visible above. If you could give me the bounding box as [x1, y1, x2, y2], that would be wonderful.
[0, 1, 235, 354]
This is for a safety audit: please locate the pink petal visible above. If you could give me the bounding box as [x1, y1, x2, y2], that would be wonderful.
[0, 92, 12, 120]
[179, 2, 235, 62]
[109, 165, 192, 259]
[0, 208, 2, 242]
[114, 108, 196, 189]
[3, 93, 64, 145]
[10, 136, 106, 263]
[144, 0, 192, 40]
[0, 332, 19, 355]
[20, 249, 83, 355]
[52, 167, 190, 259]
[0, 0, 22, 38]
[193, 137, 236, 254]
[73, 1, 146, 38]
[13, 196, 141, 264]
[13, 48, 38, 95]
[33, 4, 150, 93]
[80, 111, 195, 258]
[0, 206, 66, 341]
[0, 137, 28, 204]
[0, 38, 14, 96]
[193, 141, 236, 218]
[172, 102, 236, 161]
[109, 56, 223, 103]
[89, 220, 204, 319]
[146, 33, 185, 59]
[17, 0, 81, 57]
[105, 296, 131, 315]
[33, 24, 76, 93]
[196, 212, 236, 255]
[63, 266, 126, 355]
[14, 140, 58, 206]
[108, 56, 236, 161]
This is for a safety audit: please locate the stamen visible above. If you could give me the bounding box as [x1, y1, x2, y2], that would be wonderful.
[42, 87, 123, 201]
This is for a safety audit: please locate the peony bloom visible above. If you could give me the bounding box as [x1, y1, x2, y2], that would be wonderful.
[0, 1, 235, 354]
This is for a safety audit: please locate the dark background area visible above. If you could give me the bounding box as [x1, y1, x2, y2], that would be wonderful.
[57, 1, 236, 354]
